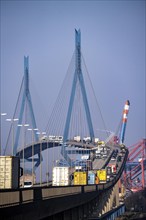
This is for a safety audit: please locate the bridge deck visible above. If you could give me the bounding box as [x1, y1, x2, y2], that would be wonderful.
[0, 149, 128, 219]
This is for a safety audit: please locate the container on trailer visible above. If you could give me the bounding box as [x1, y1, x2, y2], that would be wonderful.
[74, 171, 87, 185]
[0, 156, 20, 189]
[97, 169, 107, 183]
[88, 171, 95, 184]
[83, 137, 91, 142]
[52, 166, 70, 186]
[74, 136, 81, 142]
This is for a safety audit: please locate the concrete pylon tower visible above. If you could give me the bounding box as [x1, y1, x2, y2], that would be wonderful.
[62, 29, 94, 164]
[14, 56, 38, 155]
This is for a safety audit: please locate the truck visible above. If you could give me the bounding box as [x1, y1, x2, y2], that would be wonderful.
[97, 169, 107, 183]
[94, 137, 99, 143]
[74, 136, 81, 142]
[0, 156, 20, 189]
[108, 164, 117, 175]
[52, 166, 70, 186]
[20, 173, 36, 188]
[95, 150, 101, 159]
[83, 136, 91, 143]
[74, 171, 87, 185]
[106, 166, 112, 181]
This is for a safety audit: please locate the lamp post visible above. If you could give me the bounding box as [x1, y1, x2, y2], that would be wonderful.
[46, 138, 49, 186]
[6, 118, 19, 156]
[0, 113, 7, 155]
[18, 123, 29, 186]
[27, 128, 38, 186]
[36, 131, 46, 186]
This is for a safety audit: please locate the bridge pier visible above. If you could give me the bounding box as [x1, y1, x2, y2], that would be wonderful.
[63, 202, 91, 220]
[83, 203, 88, 218]
[63, 209, 71, 220]
[50, 204, 87, 220]
[71, 207, 79, 219]
[65, 182, 120, 220]
[89, 182, 120, 218]
[79, 205, 84, 219]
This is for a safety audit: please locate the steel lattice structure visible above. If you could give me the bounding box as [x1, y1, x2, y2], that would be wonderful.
[123, 139, 146, 192]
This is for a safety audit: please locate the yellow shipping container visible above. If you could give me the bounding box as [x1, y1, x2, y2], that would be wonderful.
[74, 171, 87, 185]
[97, 169, 107, 183]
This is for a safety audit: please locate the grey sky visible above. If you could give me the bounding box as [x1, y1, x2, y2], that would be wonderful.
[1, 0, 145, 148]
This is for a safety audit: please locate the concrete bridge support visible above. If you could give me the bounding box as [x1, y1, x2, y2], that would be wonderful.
[53, 200, 95, 220]
[89, 182, 120, 219]
[47, 203, 88, 220]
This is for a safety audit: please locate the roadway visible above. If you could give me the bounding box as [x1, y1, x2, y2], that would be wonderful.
[0, 148, 128, 219]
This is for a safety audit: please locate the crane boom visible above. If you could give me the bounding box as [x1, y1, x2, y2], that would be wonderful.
[120, 100, 130, 144]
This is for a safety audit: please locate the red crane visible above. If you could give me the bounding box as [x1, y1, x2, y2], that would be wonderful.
[123, 139, 146, 192]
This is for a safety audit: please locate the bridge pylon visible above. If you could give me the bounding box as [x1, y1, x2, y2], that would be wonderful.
[62, 29, 95, 164]
[14, 56, 38, 156]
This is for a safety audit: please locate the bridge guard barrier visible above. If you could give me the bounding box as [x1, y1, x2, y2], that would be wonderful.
[0, 191, 20, 206]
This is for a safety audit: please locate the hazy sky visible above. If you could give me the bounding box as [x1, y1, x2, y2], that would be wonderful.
[1, 0, 146, 148]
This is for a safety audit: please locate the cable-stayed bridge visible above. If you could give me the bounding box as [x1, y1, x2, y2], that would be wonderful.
[4, 29, 112, 171]
[0, 29, 131, 219]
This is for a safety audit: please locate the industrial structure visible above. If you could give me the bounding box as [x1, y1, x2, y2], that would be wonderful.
[123, 138, 146, 192]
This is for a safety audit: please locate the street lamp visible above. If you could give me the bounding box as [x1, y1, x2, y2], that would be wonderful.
[0, 113, 7, 155]
[27, 128, 38, 186]
[46, 136, 49, 186]
[6, 118, 19, 156]
[36, 131, 46, 186]
[1, 113, 7, 116]
[18, 123, 29, 186]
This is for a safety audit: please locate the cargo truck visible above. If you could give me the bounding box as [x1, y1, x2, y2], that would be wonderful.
[20, 173, 36, 188]
[74, 171, 87, 185]
[97, 169, 107, 183]
[95, 150, 101, 159]
[108, 164, 117, 175]
[83, 136, 91, 142]
[0, 156, 21, 189]
[52, 167, 70, 186]
[74, 136, 81, 142]
[88, 171, 95, 184]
